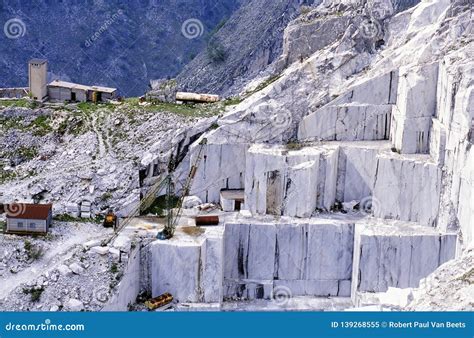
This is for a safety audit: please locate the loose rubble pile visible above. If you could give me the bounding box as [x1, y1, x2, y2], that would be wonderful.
[0, 222, 122, 311]
[0, 101, 218, 217]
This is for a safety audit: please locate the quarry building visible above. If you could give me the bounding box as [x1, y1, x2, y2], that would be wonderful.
[25, 59, 117, 102]
[4, 203, 53, 234]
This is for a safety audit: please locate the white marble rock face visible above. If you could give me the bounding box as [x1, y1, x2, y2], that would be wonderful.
[151, 240, 203, 302]
[244, 145, 322, 217]
[298, 104, 392, 142]
[335, 143, 389, 202]
[189, 143, 248, 203]
[223, 220, 354, 299]
[150, 229, 224, 303]
[391, 62, 439, 154]
[372, 152, 441, 227]
[351, 220, 457, 300]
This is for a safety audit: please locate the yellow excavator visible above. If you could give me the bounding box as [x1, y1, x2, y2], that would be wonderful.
[103, 210, 117, 229]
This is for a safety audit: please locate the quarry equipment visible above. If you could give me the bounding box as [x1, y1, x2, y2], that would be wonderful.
[102, 138, 207, 245]
[103, 211, 117, 229]
[157, 138, 207, 240]
[145, 293, 173, 311]
[195, 215, 219, 226]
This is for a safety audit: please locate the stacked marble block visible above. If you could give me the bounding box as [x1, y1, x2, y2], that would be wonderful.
[245, 141, 396, 217]
[298, 70, 398, 142]
[351, 219, 457, 305]
[372, 152, 441, 227]
[223, 219, 354, 299]
[244, 144, 336, 216]
[390, 62, 439, 154]
[150, 227, 224, 303]
[188, 142, 248, 203]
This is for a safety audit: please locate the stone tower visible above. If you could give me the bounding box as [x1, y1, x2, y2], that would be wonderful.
[28, 59, 48, 101]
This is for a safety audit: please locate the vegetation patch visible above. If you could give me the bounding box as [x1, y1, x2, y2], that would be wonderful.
[142, 195, 179, 217]
[244, 74, 283, 97]
[32, 115, 53, 136]
[23, 287, 45, 302]
[0, 99, 39, 109]
[24, 240, 44, 261]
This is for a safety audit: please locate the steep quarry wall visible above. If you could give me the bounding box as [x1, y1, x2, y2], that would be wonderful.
[224, 220, 354, 298]
[351, 219, 457, 304]
[137, 0, 471, 311]
[150, 228, 224, 303]
[103, 247, 141, 311]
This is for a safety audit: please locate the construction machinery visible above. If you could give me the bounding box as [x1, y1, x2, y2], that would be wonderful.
[103, 210, 117, 229]
[145, 293, 173, 311]
[157, 138, 207, 240]
[102, 137, 207, 245]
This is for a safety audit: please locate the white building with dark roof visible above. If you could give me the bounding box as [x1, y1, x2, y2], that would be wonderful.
[28, 59, 117, 102]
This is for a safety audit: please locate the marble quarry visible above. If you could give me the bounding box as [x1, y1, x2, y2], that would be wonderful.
[139, 0, 472, 310]
[351, 219, 457, 304]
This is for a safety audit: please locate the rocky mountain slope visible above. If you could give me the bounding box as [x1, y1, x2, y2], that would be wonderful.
[0, 0, 242, 96]
[0, 99, 226, 217]
[173, 0, 316, 97]
[141, 0, 472, 310]
[172, 0, 424, 96]
[0, 0, 472, 311]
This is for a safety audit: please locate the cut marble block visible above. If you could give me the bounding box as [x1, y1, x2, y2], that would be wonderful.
[373, 152, 441, 227]
[390, 62, 439, 154]
[351, 219, 457, 302]
[224, 219, 354, 299]
[244, 144, 329, 216]
[429, 118, 446, 165]
[298, 104, 392, 142]
[189, 143, 248, 203]
[283, 161, 318, 217]
[335, 141, 391, 202]
[316, 146, 339, 210]
[150, 227, 224, 303]
[396, 62, 439, 120]
[391, 110, 432, 154]
[330, 70, 399, 106]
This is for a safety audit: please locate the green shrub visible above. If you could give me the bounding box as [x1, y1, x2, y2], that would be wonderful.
[207, 40, 226, 62]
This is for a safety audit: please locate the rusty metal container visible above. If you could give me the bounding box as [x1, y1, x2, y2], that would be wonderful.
[195, 215, 219, 226]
